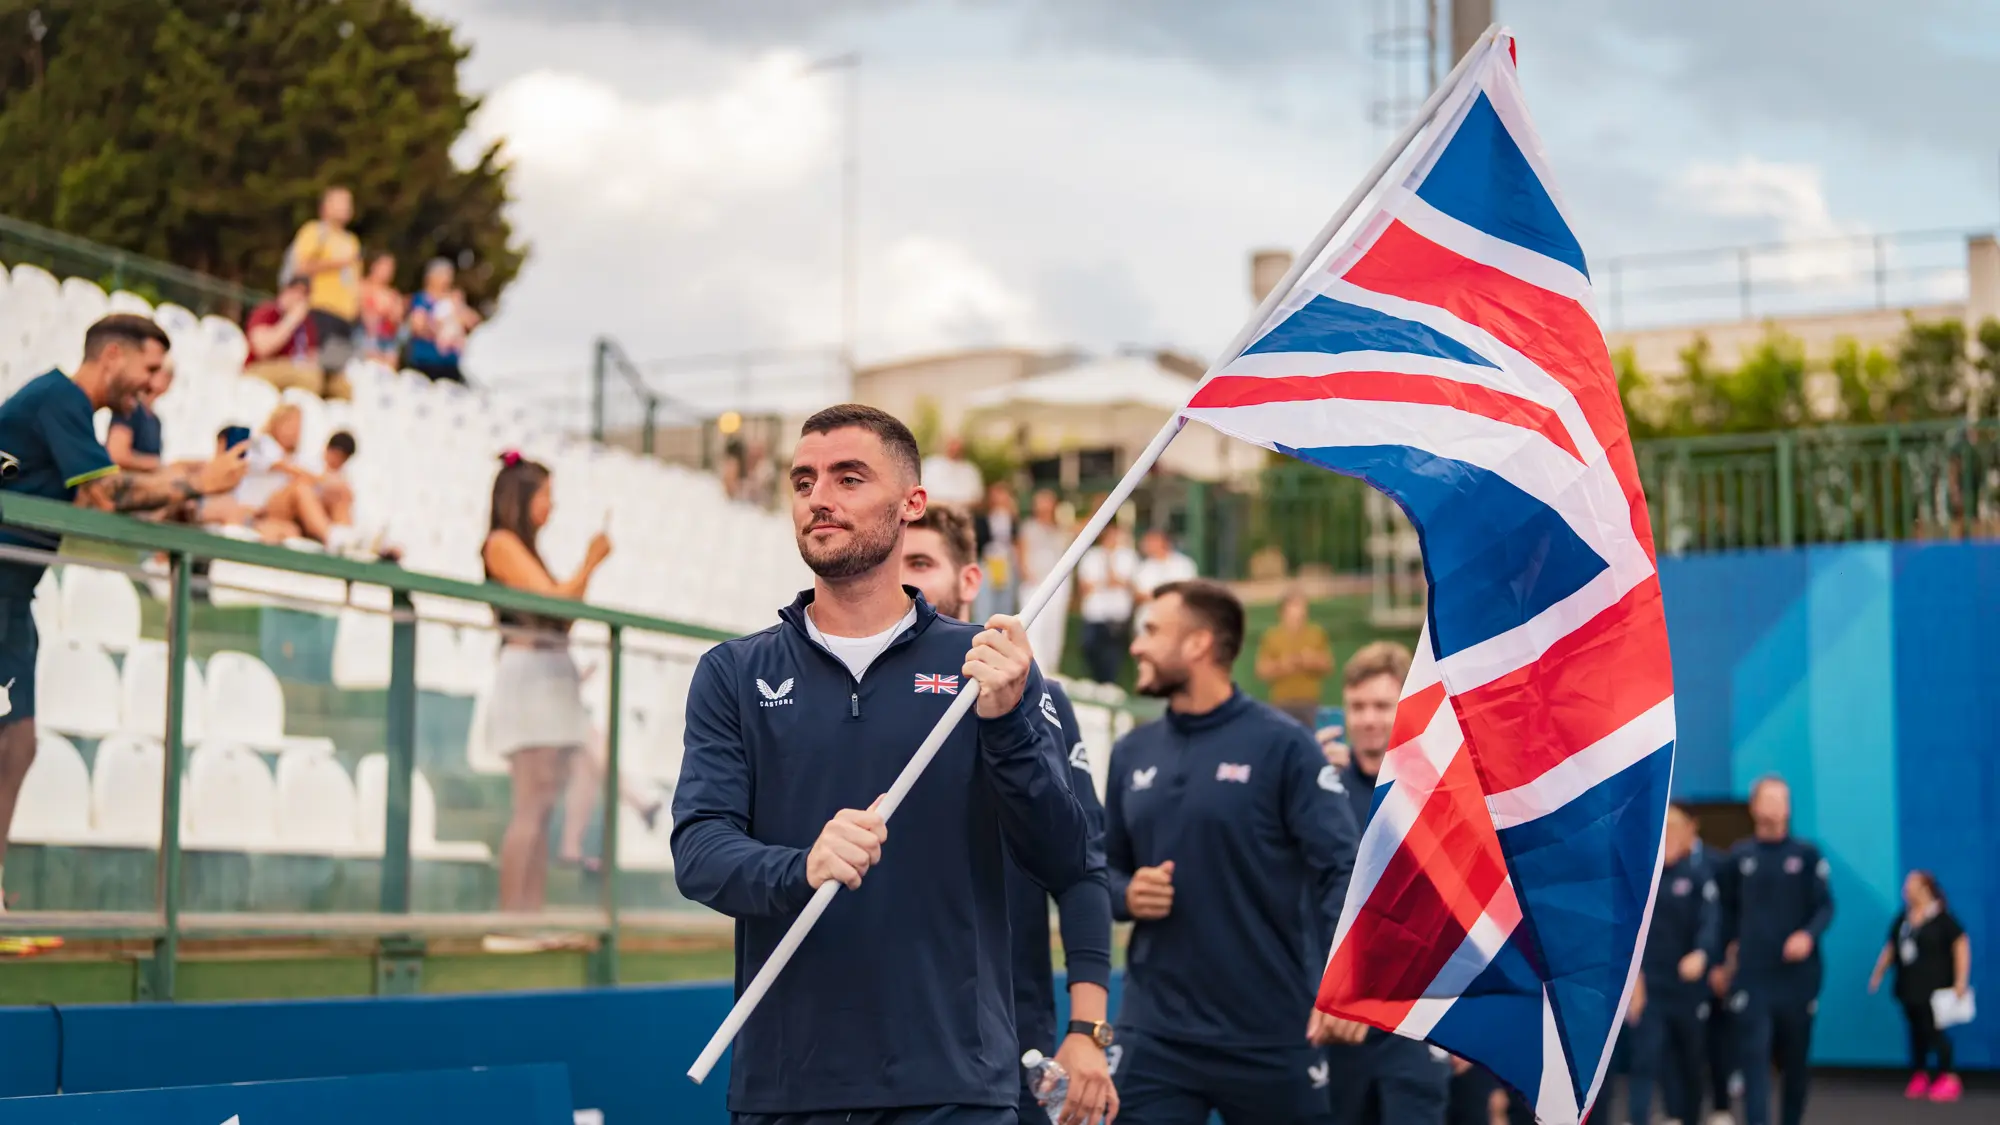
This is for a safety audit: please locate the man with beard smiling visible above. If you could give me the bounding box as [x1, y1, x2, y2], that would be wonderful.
[1104, 579, 1359, 1125]
[672, 404, 1089, 1125]
[899, 503, 1117, 1125]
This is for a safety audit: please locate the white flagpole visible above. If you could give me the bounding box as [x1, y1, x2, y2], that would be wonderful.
[687, 24, 1503, 1086]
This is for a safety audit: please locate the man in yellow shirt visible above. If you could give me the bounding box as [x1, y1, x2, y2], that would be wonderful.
[286, 186, 363, 372]
[1255, 590, 1334, 727]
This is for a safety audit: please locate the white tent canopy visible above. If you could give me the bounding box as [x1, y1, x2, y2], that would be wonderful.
[963, 354, 1262, 483]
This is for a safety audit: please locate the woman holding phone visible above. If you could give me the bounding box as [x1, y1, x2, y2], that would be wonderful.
[481, 452, 612, 913]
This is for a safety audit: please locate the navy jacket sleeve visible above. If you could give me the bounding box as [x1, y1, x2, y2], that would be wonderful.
[1696, 869, 1723, 963]
[1715, 846, 1742, 952]
[1104, 735, 1135, 924]
[1802, 846, 1834, 939]
[670, 645, 816, 918]
[1047, 684, 1112, 991]
[1280, 725, 1359, 953]
[975, 662, 1089, 893]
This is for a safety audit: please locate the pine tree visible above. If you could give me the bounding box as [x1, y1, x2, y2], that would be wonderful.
[0, 0, 524, 309]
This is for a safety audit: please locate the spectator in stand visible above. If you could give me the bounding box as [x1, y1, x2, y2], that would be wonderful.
[743, 438, 777, 509]
[244, 278, 335, 396]
[1018, 488, 1074, 677]
[1133, 527, 1199, 605]
[920, 434, 984, 505]
[481, 452, 612, 913]
[229, 404, 355, 549]
[284, 186, 362, 372]
[719, 439, 748, 503]
[406, 258, 481, 384]
[1077, 520, 1138, 684]
[1256, 590, 1334, 727]
[0, 315, 248, 912]
[357, 253, 406, 365]
[107, 356, 172, 472]
[973, 479, 1018, 617]
[1869, 870, 1971, 1103]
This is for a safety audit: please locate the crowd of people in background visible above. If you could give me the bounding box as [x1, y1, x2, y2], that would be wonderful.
[247, 185, 482, 400]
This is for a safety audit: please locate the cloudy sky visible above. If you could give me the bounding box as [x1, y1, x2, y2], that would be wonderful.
[423, 0, 2000, 412]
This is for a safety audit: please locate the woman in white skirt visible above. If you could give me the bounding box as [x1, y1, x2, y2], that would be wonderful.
[481, 452, 612, 912]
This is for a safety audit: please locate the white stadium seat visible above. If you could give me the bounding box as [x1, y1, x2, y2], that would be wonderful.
[182, 741, 278, 850]
[35, 639, 121, 738]
[59, 565, 144, 652]
[118, 639, 206, 743]
[273, 743, 362, 855]
[106, 289, 153, 317]
[331, 606, 392, 690]
[201, 650, 287, 749]
[91, 734, 166, 846]
[354, 755, 492, 862]
[30, 568, 62, 642]
[8, 732, 93, 845]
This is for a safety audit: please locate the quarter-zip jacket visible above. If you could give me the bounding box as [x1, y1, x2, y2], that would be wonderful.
[671, 588, 1089, 1114]
[1643, 851, 1721, 991]
[1006, 680, 1113, 1059]
[1105, 688, 1359, 1048]
[1718, 835, 1833, 995]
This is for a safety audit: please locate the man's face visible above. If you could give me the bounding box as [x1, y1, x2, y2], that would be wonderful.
[791, 427, 920, 581]
[324, 447, 350, 473]
[324, 188, 354, 225]
[1342, 672, 1401, 770]
[280, 282, 309, 312]
[1131, 591, 1204, 697]
[1280, 595, 1308, 627]
[105, 340, 167, 414]
[142, 361, 175, 406]
[1663, 807, 1697, 865]
[900, 527, 979, 620]
[1141, 530, 1169, 559]
[1750, 781, 1791, 841]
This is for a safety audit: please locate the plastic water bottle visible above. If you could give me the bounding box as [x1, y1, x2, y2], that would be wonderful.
[1021, 1049, 1069, 1121]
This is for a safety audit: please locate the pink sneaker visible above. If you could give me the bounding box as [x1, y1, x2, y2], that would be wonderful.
[1929, 1073, 1963, 1102]
[1904, 1073, 1932, 1099]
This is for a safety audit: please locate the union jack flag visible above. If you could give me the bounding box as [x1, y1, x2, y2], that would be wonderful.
[913, 674, 960, 695]
[1179, 32, 1673, 1125]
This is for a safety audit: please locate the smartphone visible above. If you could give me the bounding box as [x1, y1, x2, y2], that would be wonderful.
[1315, 705, 1345, 733]
[221, 425, 252, 450]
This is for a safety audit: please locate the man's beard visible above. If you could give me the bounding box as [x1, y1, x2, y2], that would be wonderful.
[798, 505, 900, 581]
[928, 588, 965, 620]
[1133, 660, 1189, 698]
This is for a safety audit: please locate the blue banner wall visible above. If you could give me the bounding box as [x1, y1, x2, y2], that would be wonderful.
[52, 983, 734, 1122]
[0, 1064, 572, 1125]
[1658, 542, 1998, 1068]
[0, 1007, 58, 1098]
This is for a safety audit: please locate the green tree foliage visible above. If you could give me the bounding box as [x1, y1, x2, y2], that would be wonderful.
[0, 0, 523, 308]
[1618, 316, 2000, 438]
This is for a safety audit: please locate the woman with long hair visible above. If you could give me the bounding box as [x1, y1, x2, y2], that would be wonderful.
[481, 452, 611, 912]
[1869, 869, 1972, 1102]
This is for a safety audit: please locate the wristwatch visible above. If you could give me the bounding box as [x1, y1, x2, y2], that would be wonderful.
[1066, 1019, 1115, 1049]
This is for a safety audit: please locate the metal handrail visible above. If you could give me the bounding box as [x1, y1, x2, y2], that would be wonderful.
[0, 212, 269, 313]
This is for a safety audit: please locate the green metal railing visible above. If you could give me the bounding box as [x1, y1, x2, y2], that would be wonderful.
[0, 493, 733, 998]
[0, 213, 268, 316]
[1636, 421, 2000, 553]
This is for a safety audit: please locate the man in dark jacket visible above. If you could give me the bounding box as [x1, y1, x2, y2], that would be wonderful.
[1713, 776, 1833, 1125]
[900, 502, 1117, 1125]
[1105, 579, 1358, 1124]
[1625, 802, 1722, 1125]
[672, 405, 1089, 1124]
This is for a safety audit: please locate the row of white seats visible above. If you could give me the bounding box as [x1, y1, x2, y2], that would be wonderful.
[37, 639, 287, 748]
[6, 734, 506, 861]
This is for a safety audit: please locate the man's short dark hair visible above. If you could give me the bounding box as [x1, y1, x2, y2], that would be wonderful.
[83, 314, 170, 361]
[1154, 579, 1246, 666]
[799, 404, 922, 482]
[909, 503, 977, 571]
[327, 431, 357, 459]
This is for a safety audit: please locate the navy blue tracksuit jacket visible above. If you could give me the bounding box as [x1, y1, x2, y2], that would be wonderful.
[1644, 852, 1722, 992]
[671, 590, 1089, 1115]
[1717, 835, 1833, 1125]
[1006, 681, 1113, 1065]
[1106, 688, 1360, 1047]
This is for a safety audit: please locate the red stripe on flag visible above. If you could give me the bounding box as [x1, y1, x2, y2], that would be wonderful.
[1192, 371, 1583, 461]
[1452, 577, 1673, 794]
[1392, 680, 1450, 750]
[1342, 221, 1658, 557]
[1319, 745, 1510, 1027]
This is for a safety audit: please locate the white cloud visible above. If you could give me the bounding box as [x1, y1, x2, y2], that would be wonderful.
[1673, 157, 1853, 244]
[465, 52, 835, 226]
[872, 235, 1046, 354]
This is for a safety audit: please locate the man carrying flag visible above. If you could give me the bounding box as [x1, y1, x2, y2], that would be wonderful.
[1104, 579, 1358, 1125]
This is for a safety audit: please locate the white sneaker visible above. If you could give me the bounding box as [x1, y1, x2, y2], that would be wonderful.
[1707, 1112, 1736, 1125]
